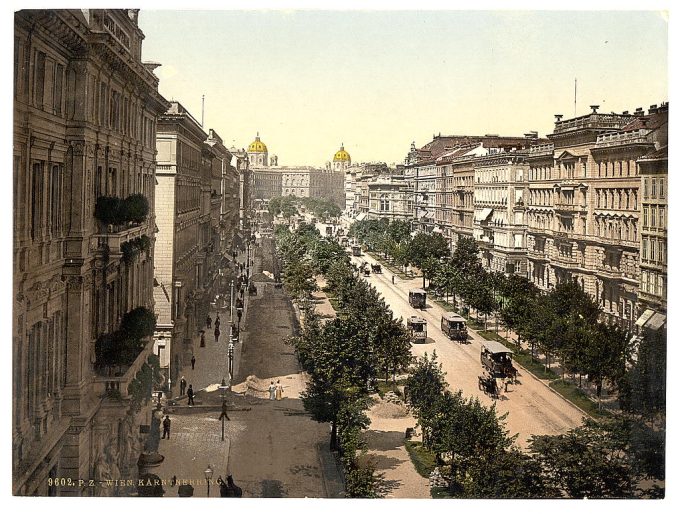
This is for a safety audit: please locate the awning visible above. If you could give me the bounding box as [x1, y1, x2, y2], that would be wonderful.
[475, 208, 493, 222]
[635, 308, 654, 327]
[646, 313, 666, 331]
[355, 212, 367, 221]
[432, 227, 443, 233]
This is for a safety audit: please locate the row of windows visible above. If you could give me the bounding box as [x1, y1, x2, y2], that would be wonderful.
[642, 205, 666, 230]
[640, 270, 664, 298]
[595, 188, 638, 210]
[596, 159, 639, 178]
[641, 236, 667, 265]
[594, 218, 638, 242]
[642, 177, 666, 199]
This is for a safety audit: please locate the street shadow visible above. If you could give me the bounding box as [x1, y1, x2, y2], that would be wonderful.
[260, 479, 287, 498]
[371, 470, 401, 498]
[364, 430, 406, 452]
[368, 454, 403, 472]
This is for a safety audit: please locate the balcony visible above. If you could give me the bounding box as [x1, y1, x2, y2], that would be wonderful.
[553, 113, 634, 134]
[92, 223, 148, 255]
[553, 253, 578, 267]
[93, 336, 155, 400]
[554, 201, 587, 214]
[596, 265, 622, 280]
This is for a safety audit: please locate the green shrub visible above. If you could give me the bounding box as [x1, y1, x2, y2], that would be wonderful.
[95, 196, 124, 225]
[121, 307, 156, 340]
[123, 194, 150, 223]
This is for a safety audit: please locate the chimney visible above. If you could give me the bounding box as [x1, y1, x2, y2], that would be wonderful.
[554, 114, 563, 122]
[648, 104, 658, 114]
[634, 107, 644, 116]
[590, 105, 600, 114]
[622, 111, 629, 115]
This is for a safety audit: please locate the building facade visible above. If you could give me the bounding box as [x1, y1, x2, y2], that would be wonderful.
[153, 101, 214, 389]
[13, 9, 168, 495]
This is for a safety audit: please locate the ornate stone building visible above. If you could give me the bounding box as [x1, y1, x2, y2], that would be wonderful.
[153, 101, 219, 389]
[526, 103, 668, 329]
[13, 9, 168, 495]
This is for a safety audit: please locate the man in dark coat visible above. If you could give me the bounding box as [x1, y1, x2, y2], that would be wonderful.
[206, 315, 212, 329]
[191, 355, 196, 370]
[187, 385, 195, 406]
[162, 415, 171, 439]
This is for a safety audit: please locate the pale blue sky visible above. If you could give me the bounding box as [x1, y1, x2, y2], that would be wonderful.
[140, 10, 667, 165]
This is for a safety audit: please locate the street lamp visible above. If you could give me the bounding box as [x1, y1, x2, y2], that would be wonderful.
[228, 342, 235, 383]
[204, 464, 214, 497]
[219, 378, 230, 441]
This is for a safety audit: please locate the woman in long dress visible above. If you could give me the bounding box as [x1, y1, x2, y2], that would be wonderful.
[275, 380, 283, 400]
[268, 381, 276, 400]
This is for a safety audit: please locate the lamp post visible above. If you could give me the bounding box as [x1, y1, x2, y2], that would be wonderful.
[230, 280, 235, 324]
[204, 464, 213, 497]
[219, 378, 230, 441]
[228, 342, 235, 383]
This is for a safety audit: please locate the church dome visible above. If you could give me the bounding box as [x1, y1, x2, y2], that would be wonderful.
[248, 134, 268, 153]
[333, 144, 351, 162]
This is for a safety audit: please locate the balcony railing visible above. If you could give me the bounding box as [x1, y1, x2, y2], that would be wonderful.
[553, 113, 634, 134]
[92, 223, 148, 255]
[93, 336, 155, 399]
[529, 143, 555, 156]
[595, 129, 651, 148]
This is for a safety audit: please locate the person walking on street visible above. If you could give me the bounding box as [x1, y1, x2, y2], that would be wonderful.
[392, 275, 395, 284]
[215, 315, 221, 330]
[162, 415, 171, 439]
[187, 385, 195, 406]
[268, 381, 276, 400]
[180, 376, 187, 396]
[206, 315, 212, 329]
[191, 355, 196, 370]
[200, 331, 206, 347]
[214, 326, 220, 342]
[276, 380, 284, 401]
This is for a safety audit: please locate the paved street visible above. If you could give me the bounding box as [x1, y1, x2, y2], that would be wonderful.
[148, 242, 343, 497]
[350, 251, 586, 448]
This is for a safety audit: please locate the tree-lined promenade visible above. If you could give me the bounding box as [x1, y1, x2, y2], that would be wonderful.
[275, 223, 412, 497]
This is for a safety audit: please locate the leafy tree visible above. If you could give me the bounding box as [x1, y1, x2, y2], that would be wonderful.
[408, 232, 449, 271]
[282, 259, 317, 299]
[462, 448, 551, 499]
[529, 418, 637, 498]
[370, 316, 413, 383]
[618, 328, 666, 422]
[429, 391, 513, 492]
[451, 236, 482, 274]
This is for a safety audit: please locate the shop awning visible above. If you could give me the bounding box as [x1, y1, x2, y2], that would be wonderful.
[635, 308, 654, 327]
[475, 208, 493, 222]
[432, 227, 443, 233]
[646, 313, 666, 331]
[355, 212, 367, 221]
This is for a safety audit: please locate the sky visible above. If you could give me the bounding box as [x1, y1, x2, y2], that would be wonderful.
[137, 8, 668, 167]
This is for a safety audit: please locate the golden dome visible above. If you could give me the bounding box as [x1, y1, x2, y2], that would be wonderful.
[248, 133, 268, 153]
[333, 144, 351, 162]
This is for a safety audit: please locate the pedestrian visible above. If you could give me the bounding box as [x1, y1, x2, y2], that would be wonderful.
[200, 331, 206, 347]
[214, 326, 220, 342]
[392, 275, 395, 284]
[276, 380, 284, 401]
[187, 385, 195, 406]
[215, 315, 221, 329]
[157, 391, 163, 405]
[268, 381, 276, 400]
[191, 355, 196, 370]
[179, 376, 187, 396]
[162, 415, 171, 439]
[206, 314, 212, 329]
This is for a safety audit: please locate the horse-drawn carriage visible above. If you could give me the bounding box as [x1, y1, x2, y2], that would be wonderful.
[351, 245, 362, 256]
[480, 341, 517, 382]
[371, 264, 382, 273]
[478, 372, 499, 398]
[363, 267, 370, 277]
[406, 316, 427, 344]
